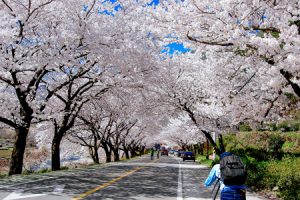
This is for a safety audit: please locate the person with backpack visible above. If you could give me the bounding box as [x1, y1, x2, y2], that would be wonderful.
[204, 152, 247, 200]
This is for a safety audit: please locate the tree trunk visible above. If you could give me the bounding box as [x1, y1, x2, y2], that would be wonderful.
[201, 130, 222, 156]
[206, 139, 209, 160]
[197, 143, 201, 155]
[89, 147, 99, 164]
[93, 146, 99, 164]
[102, 144, 111, 163]
[140, 146, 145, 156]
[51, 134, 63, 171]
[9, 126, 29, 175]
[123, 147, 130, 159]
[91, 135, 99, 164]
[113, 149, 120, 162]
[218, 135, 226, 153]
[130, 149, 137, 157]
[280, 69, 300, 97]
[200, 143, 204, 155]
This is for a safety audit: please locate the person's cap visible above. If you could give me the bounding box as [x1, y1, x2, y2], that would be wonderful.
[221, 152, 232, 159]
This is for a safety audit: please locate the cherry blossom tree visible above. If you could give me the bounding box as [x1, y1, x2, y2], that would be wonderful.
[1, 0, 299, 174]
[127, 0, 299, 155]
[142, 0, 299, 97]
[0, 0, 70, 175]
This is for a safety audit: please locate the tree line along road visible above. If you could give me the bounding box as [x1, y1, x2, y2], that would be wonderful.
[0, 155, 267, 200]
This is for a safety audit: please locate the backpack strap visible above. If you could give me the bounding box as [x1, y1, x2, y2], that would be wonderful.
[212, 178, 221, 200]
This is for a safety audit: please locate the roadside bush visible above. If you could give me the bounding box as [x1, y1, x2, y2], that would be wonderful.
[244, 156, 300, 199]
[265, 123, 277, 131]
[277, 121, 300, 132]
[266, 157, 300, 200]
[223, 130, 300, 199]
[39, 168, 51, 173]
[0, 174, 7, 178]
[268, 133, 285, 160]
[239, 124, 252, 132]
[22, 169, 33, 175]
[244, 147, 269, 161]
[245, 159, 268, 189]
[60, 166, 69, 170]
[282, 134, 300, 153]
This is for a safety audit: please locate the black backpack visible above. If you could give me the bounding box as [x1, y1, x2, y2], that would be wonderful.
[220, 154, 247, 185]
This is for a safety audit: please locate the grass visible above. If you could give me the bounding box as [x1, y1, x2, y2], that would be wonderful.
[0, 149, 12, 158]
[0, 173, 7, 178]
[283, 131, 300, 138]
[196, 155, 213, 167]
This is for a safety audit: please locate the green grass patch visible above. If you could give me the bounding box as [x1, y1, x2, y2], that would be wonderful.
[283, 131, 300, 139]
[0, 173, 7, 179]
[196, 155, 213, 166]
[0, 149, 12, 158]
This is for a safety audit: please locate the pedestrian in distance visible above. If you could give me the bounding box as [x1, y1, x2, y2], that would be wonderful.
[150, 147, 155, 160]
[204, 152, 247, 200]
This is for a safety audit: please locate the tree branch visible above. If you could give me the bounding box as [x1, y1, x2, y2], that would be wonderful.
[0, 116, 18, 128]
[187, 31, 234, 47]
[280, 69, 300, 97]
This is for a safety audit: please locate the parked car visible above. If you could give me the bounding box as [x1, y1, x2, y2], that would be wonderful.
[177, 150, 184, 157]
[161, 149, 168, 156]
[169, 149, 175, 155]
[182, 151, 195, 162]
[173, 150, 178, 156]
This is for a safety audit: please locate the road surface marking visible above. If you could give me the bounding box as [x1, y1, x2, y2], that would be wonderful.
[3, 190, 46, 200]
[177, 162, 183, 200]
[72, 166, 144, 200]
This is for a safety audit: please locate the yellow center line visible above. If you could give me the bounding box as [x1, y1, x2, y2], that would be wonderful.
[72, 160, 158, 200]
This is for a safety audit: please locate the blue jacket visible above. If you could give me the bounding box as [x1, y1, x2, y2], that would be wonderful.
[204, 164, 246, 192]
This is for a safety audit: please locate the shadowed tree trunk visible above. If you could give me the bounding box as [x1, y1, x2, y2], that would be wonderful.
[9, 126, 30, 175]
[92, 136, 100, 164]
[123, 145, 130, 159]
[51, 132, 64, 171]
[89, 146, 99, 164]
[140, 145, 146, 156]
[280, 69, 300, 97]
[102, 142, 112, 163]
[130, 149, 137, 157]
[113, 148, 120, 161]
[6, 105, 33, 175]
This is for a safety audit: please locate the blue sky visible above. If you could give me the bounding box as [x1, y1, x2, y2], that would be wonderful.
[161, 42, 191, 56]
[147, 0, 160, 6]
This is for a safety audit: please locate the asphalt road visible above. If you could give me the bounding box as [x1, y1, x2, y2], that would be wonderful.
[0, 155, 266, 200]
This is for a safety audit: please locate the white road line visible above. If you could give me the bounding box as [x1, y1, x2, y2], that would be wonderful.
[177, 162, 183, 200]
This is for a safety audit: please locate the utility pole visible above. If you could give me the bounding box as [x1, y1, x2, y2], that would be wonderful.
[212, 132, 216, 160]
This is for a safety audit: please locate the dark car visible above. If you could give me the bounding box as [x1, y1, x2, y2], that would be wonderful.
[182, 151, 195, 162]
[161, 149, 168, 156]
[177, 150, 184, 157]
